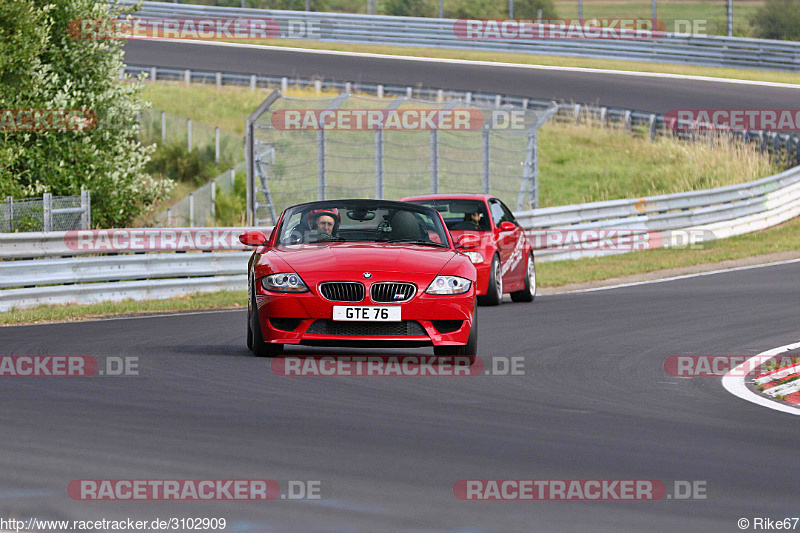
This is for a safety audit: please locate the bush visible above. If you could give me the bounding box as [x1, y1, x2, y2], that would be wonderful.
[512, 0, 557, 19]
[751, 0, 800, 40]
[146, 141, 234, 187]
[0, 0, 171, 228]
[382, 0, 435, 17]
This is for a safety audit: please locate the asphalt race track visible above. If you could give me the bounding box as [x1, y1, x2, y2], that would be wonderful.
[123, 39, 800, 113]
[1, 261, 799, 532]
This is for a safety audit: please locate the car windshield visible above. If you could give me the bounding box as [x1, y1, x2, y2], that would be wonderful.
[276, 200, 450, 246]
[407, 199, 491, 232]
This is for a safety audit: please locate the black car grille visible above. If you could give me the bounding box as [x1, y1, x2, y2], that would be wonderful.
[370, 282, 416, 303]
[306, 320, 426, 336]
[319, 282, 365, 302]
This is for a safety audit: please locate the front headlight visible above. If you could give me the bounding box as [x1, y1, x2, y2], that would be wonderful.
[261, 273, 309, 293]
[462, 251, 484, 264]
[425, 275, 472, 295]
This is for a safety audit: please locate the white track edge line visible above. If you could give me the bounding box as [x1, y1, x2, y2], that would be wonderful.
[140, 38, 800, 89]
[722, 341, 800, 415]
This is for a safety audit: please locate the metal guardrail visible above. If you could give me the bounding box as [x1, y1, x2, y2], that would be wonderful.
[122, 1, 800, 72]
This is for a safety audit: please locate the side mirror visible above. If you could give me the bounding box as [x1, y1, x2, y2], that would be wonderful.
[456, 233, 481, 249]
[239, 230, 268, 247]
[498, 221, 516, 232]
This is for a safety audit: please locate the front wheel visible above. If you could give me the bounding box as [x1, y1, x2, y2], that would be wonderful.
[477, 255, 502, 306]
[510, 252, 536, 303]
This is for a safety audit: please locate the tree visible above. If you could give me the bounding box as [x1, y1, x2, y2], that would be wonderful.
[0, 0, 171, 228]
[751, 0, 800, 40]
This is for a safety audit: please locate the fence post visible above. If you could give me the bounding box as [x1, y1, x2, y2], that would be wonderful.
[187, 118, 192, 153]
[281, 77, 288, 92]
[317, 127, 326, 201]
[150, 66, 157, 82]
[211, 180, 216, 220]
[216, 72, 222, 88]
[314, 80, 322, 93]
[374, 128, 384, 199]
[43, 192, 52, 232]
[167, 208, 172, 227]
[189, 193, 195, 227]
[430, 130, 439, 193]
[623, 110, 632, 130]
[406, 87, 413, 98]
[345, 82, 352, 94]
[521, 128, 538, 210]
[215, 127, 220, 163]
[4, 196, 12, 232]
[230, 168, 236, 188]
[161, 111, 166, 142]
[80, 188, 91, 230]
[377, 85, 384, 98]
[481, 126, 490, 194]
[184, 69, 191, 85]
[250, 74, 257, 91]
[649, 113, 657, 140]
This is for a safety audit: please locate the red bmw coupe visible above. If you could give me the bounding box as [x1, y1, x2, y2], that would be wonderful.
[400, 193, 535, 306]
[239, 199, 478, 360]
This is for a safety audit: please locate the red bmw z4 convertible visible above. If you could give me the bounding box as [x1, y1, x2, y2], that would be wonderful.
[239, 199, 479, 362]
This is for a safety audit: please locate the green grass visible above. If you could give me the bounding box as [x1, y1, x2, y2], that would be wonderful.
[552, 0, 763, 37]
[0, 291, 247, 326]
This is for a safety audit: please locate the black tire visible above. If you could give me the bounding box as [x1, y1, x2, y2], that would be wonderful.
[433, 305, 477, 365]
[510, 252, 536, 303]
[250, 285, 283, 358]
[477, 254, 502, 306]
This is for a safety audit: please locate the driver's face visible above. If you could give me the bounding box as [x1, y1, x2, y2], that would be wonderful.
[315, 215, 335, 235]
[469, 212, 481, 222]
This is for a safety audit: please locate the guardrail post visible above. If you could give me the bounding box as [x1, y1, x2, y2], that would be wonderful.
[167, 208, 172, 227]
[189, 193, 195, 227]
[430, 130, 439, 193]
[215, 127, 220, 163]
[314, 79, 322, 93]
[436, 89, 443, 102]
[161, 111, 166, 142]
[4, 196, 12, 232]
[482, 126, 490, 194]
[406, 87, 413, 98]
[345, 82, 352, 94]
[466, 92, 472, 104]
[150, 66, 157, 82]
[375, 127, 384, 199]
[600, 107, 607, 125]
[495, 95, 502, 108]
[184, 69, 191, 85]
[249, 75, 257, 91]
[80, 188, 91, 230]
[573, 103, 581, 123]
[187, 119, 192, 153]
[649, 114, 657, 140]
[281, 77, 288, 92]
[43, 192, 52, 232]
[317, 127, 326, 201]
[377, 85, 384, 98]
[522, 98, 529, 110]
[211, 180, 216, 220]
[623, 110, 632, 130]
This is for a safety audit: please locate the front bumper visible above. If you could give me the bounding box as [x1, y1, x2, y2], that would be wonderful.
[254, 277, 475, 347]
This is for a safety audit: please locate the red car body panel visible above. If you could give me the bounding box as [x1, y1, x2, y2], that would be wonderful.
[246, 201, 477, 349]
[400, 193, 533, 297]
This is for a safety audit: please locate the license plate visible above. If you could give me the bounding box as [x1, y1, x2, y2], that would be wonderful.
[332, 306, 401, 322]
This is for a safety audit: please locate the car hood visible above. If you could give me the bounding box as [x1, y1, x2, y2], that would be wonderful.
[268, 243, 455, 274]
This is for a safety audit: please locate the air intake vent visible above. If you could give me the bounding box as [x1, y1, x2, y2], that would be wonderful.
[370, 282, 416, 303]
[319, 282, 365, 302]
[306, 320, 426, 336]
